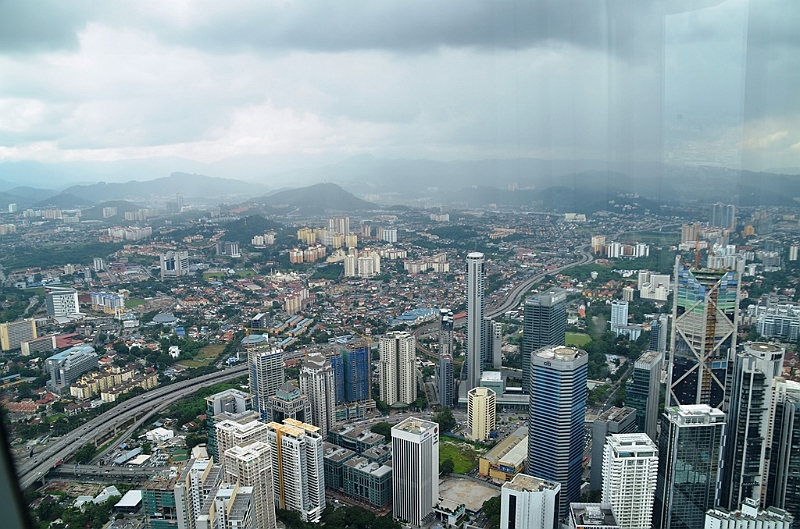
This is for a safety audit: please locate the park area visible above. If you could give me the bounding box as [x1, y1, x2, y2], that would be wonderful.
[176, 344, 225, 368]
[439, 438, 481, 474]
[566, 332, 591, 347]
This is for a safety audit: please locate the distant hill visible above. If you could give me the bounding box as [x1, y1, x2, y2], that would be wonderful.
[32, 193, 95, 208]
[79, 200, 143, 221]
[251, 183, 376, 211]
[61, 172, 270, 203]
[220, 215, 285, 242]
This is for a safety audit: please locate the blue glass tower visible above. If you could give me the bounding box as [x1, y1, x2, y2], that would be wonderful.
[527, 345, 587, 519]
[331, 337, 371, 403]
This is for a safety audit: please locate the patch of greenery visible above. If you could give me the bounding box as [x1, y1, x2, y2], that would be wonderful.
[439, 441, 479, 474]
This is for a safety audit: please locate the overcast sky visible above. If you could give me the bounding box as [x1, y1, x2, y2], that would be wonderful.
[0, 0, 798, 177]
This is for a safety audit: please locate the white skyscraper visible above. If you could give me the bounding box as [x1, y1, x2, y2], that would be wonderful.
[298, 352, 337, 437]
[500, 473, 561, 529]
[466, 252, 485, 391]
[392, 417, 439, 527]
[214, 419, 269, 460]
[248, 347, 285, 419]
[602, 433, 658, 529]
[265, 419, 325, 523]
[223, 441, 277, 529]
[379, 331, 416, 406]
[467, 387, 496, 442]
[610, 300, 629, 333]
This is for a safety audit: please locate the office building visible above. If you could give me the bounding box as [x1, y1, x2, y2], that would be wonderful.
[625, 351, 662, 441]
[765, 378, 800, 519]
[379, 331, 416, 406]
[216, 241, 240, 258]
[610, 300, 629, 334]
[439, 354, 454, 408]
[528, 346, 588, 518]
[323, 442, 355, 491]
[467, 387, 496, 441]
[248, 347, 285, 419]
[485, 318, 503, 369]
[601, 434, 658, 529]
[195, 485, 254, 529]
[668, 256, 742, 410]
[522, 288, 567, 394]
[174, 458, 223, 529]
[569, 504, 620, 529]
[263, 382, 311, 424]
[721, 342, 784, 510]
[648, 314, 668, 353]
[223, 442, 277, 529]
[160, 251, 190, 279]
[342, 456, 393, 508]
[654, 405, 726, 529]
[299, 352, 337, 437]
[45, 344, 99, 394]
[142, 476, 179, 529]
[709, 203, 736, 229]
[45, 286, 80, 318]
[265, 419, 325, 523]
[0, 319, 37, 352]
[500, 473, 561, 529]
[392, 417, 439, 527]
[330, 337, 370, 403]
[466, 252, 486, 391]
[205, 389, 254, 462]
[590, 407, 637, 491]
[214, 420, 269, 461]
[705, 498, 794, 529]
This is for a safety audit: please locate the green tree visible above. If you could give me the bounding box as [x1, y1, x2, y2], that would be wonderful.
[482, 496, 502, 529]
[432, 407, 457, 433]
[440, 458, 455, 475]
[74, 442, 97, 464]
[370, 422, 393, 441]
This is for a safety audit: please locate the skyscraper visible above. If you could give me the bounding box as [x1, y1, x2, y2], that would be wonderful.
[653, 404, 726, 529]
[379, 331, 416, 406]
[522, 288, 567, 394]
[330, 337, 370, 403]
[160, 250, 190, 279]
[500, 473, 561, 529]
[174, 458, 223, 529]
[263, 381, 312, 424]
[466, 252, 485, 391]
[467, 387, 496, 441]
[590, 407, 637, 491]
[223, 441, 278, 529]
[214, 419, 269, 460]
[484, 318, 503, 369]
[248, 347, 285, 419]
[527, 345, 588, 518]
[265, 419, 325, 523]
[610, 300, 629, 334]
[648, 314, 669, 353]
[392, 417, 439, 527]
[205, 389, 255, 462]
[721, 342, 784, 510]
[624, 350, 663, 441]
[299, 352, 337, 437]
[601, 433, 658, 529]
[668, 255, 743, 410]
[439, 309, 455, 408]
[708, 202, 736, 229]
[765, 378, 800, 519]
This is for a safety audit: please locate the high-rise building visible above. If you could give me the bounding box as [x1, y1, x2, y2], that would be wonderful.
[0, 319, 37, 352]
[439, 309, 455, 408]
[143, 476, 180, 529]
[590, 407, 637, 491]
[648, 314, 669, 353]
[765, 378, 800, 519]
[709, 203, 736, 229]
[330, 337, 370, 403]
[466, 252, 486, 391]
[223, 442, 278, 529]
[668, 256, 743, 410]
[528, 345, 588, 518]
[379, 331, 416, 406]
[522, 288, 567, 394]
[196, 484, 255, 529]
[45, 286, 80, 318]
[392, 417, 439, 527]
[653, 405, 726, 529]
[721, 342, 784, 510]
[705, 498, 794, 529]
[265, 419, 325, 523]
[263, 382, 311, 424]
[45, 344, 99, 394]
[467, 387, 496, 441]
[299, 352, 337, 437]
[161, 251, 190, 279]
[625, 351, 663, 441]
[568, 504, 621, 529]
[174, 458, 223, 529]
[214, 420, 269, 460]
[329, 216, 350, 235]
[610, 300, 629, 333]
[601, 434, 658, 529]
[248, 347, 285, 419]
[484, 318, 503, 369]
[205, 389, 254, 462]
[500, 473, 561, 529]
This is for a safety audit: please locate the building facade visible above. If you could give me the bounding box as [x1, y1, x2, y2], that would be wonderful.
[500, 473, 561, 529]
[330, 337, 370, 403]
[45, 344, 99, 394]
[160, 251, 190, 278]
[467, 387, 496, 442]
[45, 286, 80, 318]
[766, 378, 800, 519]
[223, 441, 277, 529]
[0, 319, 37, 352]
[522, 288, 566, 394]
[392, 418, 439, 527]
[625, 351, 662, 441]
[466, 252, 486, 391]
[590, 407, 637, 491]
[263, 382, 311, 424]
[299, 352, 337, 437]
[527, 345, 588, 518]
[602, 434, 658, 529]
[248, 347, 285, 419]
[379, 331, 416, 406]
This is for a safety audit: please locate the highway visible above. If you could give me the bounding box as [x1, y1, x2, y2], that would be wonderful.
[17, 364, 248, 490]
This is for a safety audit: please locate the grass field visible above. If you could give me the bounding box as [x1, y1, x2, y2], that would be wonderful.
[203, 272, 226, 280]
[127, 298, 145, 308]
[439, 440, 480, 474]
[235, 269, 256, 277]
[177, 344, 226, 368]
[565, 332, 591, 347]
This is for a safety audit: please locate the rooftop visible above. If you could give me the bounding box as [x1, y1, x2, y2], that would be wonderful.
[569, 503, 620, 528]
[504, 473, 561, 493]
[534, 345, 585, 362]
[393, 417, 437, 436]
